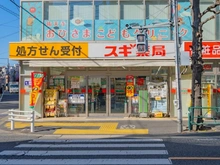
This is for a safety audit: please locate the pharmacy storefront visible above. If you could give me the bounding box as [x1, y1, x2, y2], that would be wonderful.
[10, 41, 181, 118]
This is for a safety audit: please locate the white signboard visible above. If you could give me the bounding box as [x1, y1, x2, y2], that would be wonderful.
[89, 42, 175, 59]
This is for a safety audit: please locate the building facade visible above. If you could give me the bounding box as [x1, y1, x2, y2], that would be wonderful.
[9, 0, 220, 118]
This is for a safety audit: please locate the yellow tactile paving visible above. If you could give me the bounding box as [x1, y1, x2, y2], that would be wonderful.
[4, 122, 148, 135]
[54, 129, 148, 135]
[99, 123, 118, 130]
[4, 122, 118, 129]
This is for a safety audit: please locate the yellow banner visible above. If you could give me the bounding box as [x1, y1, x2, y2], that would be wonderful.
[9, 42, 88, 59]
[126, 85, 134, 97]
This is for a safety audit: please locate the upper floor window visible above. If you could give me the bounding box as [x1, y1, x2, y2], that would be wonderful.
[44, 1, 68, 41]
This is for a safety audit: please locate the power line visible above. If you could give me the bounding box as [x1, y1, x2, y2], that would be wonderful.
[0, 4, 19, 18]
[9, 0, 103, 67]
[0, 31, 18, 39]
[0, 19, 18, 26]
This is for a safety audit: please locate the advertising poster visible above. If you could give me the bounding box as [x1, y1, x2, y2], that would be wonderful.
[177, 2, 192, 40]
[21, 2, 43, 41]
[29, 72, 46, 108]
[120, 19, 170, 41]
[95, 20, 119, 40]
[44, 20, 68, 41]
[70, 19, 93, 41]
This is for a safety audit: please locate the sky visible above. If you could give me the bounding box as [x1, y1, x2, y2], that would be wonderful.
[0, 0, 20, 67]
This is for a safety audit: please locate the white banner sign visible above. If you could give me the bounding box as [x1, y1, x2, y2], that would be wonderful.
[89, 42, 175, 59]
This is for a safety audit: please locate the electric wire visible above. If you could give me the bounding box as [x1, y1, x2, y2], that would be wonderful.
[9, 0, 102, 67]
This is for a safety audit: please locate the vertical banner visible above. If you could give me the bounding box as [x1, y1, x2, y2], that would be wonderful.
[126, 75, 134, 97]
[30, 72, 46, 109]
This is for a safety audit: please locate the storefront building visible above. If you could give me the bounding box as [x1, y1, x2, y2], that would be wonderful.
[9, 0, 220, 118]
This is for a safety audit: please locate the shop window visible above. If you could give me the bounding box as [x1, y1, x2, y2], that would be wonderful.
[217, 75, 220, 88]
[145, 0, 170, 41]
[217, 6, 220, 40]
[203, 63, 214, 72]
[219, 63, 220, 72]
[67, 76, 86, 114]
[120, 0, 144, 40]
[69, 1, 93, 41]
[202, 75, 215, 86]
[44, 1, 68, 41]
[200, 3, 216, 40]
[145, 0, 168, 19]
[177, 1, 192, 41]
[94, 0, 119, 41]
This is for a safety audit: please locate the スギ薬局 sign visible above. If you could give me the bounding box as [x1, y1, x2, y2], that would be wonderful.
[184, 41, 220, 59]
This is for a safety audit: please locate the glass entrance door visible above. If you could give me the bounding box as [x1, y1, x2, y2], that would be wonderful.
[88, 77, 107, 113]
[110, 77, 126, 113]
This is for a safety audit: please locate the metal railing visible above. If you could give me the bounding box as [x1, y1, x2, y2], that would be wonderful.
[8, 109, 35, 132]
[188, 107, 220, 131]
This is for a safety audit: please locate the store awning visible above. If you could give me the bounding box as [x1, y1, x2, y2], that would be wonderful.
[27, 59, 175, 67]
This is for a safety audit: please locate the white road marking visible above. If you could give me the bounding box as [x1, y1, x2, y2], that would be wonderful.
[31, 138, 163, 143]
[0, 159, 172, 164]
[16, 143, 165, 148]
[0, 138, 172, 164]
[0, 150, 168, 156]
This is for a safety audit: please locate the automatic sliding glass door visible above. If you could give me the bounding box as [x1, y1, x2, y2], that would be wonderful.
[88, 77, 107, 114]
[110, 77, 126, 113]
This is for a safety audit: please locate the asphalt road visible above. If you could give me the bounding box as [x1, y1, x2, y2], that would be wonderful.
[1, 92, 220, 164]
[0, 132, 220, 165]
[0, 91, 19, 120]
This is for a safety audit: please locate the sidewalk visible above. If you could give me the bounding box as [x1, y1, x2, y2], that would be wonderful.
[35, 116, 189, 122]
[2, 113, 220, 137]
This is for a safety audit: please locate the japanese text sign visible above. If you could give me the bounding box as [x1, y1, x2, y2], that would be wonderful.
[126, 75, 134, 86]
[89, 42, 175, 59]
[126, 85, 134, 97]
[30, 72, 46, 108]
[9, 42, 88, 59]
[184, 41, 220, 59]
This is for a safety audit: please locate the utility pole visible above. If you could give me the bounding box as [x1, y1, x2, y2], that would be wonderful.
[126, 0, 183, 132]
[172, 0, 182, 133]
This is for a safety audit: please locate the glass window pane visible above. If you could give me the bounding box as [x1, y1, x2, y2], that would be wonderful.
[120, 0, 144, 40]
[94, 1, 119, 41]
[217, 5, 220, 40]
[200, 3, 215, 40]
[67, 76, 86, 114]
[44, 1, 68, 41]
[120, 1, 144, 20]
[146, 1, 169, 19]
